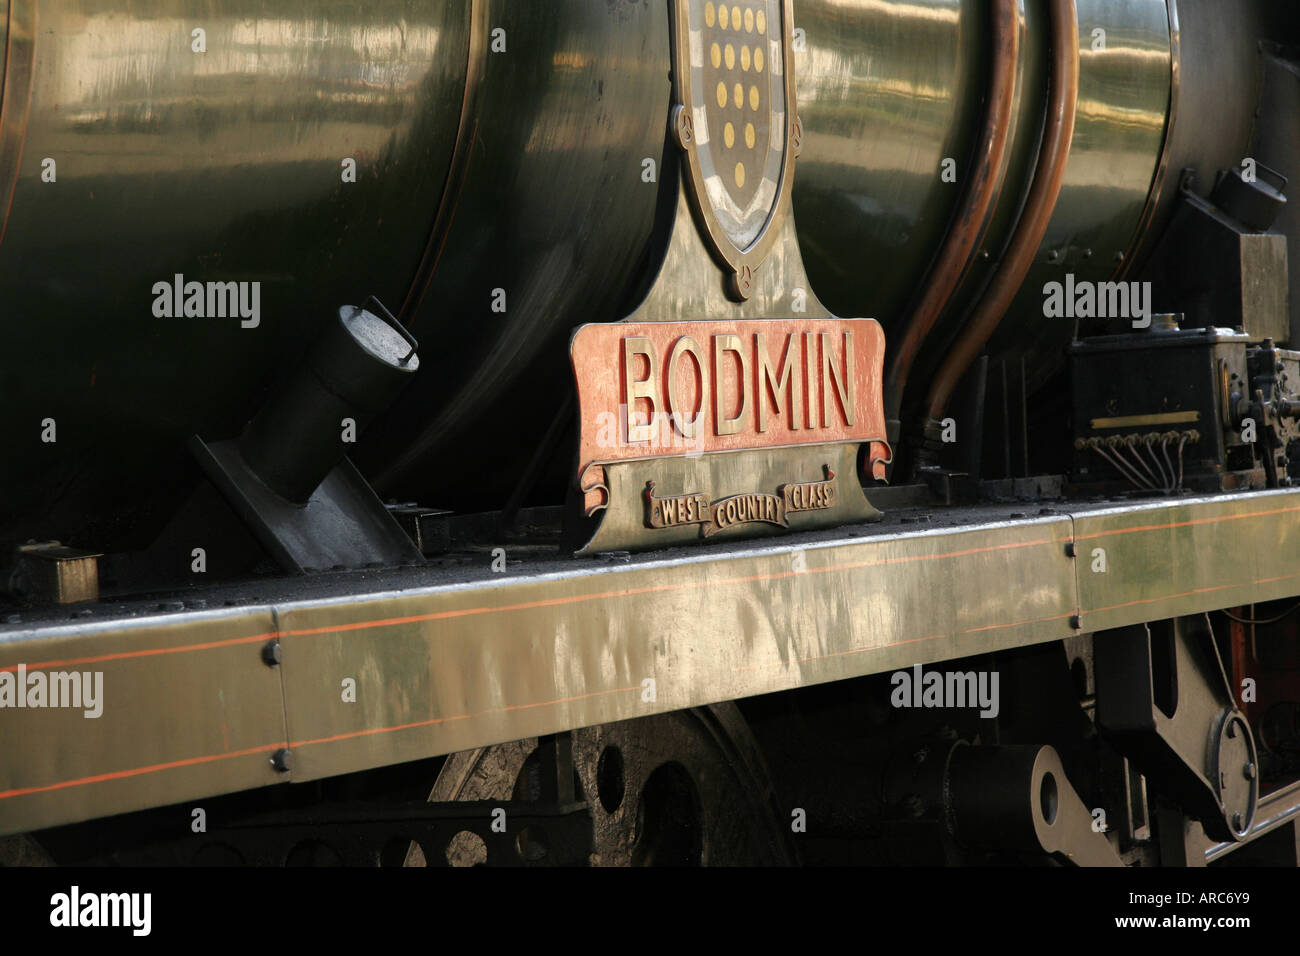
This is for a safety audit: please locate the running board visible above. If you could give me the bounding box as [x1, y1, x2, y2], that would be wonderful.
[3, 488, 1300, 836]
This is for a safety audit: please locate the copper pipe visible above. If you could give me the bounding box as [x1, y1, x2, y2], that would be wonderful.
[923, 0, 1079, 424]
[883, 0, 1020, 417]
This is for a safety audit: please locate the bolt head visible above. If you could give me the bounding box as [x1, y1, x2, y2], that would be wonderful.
[271, 748, 293, 773]
[1244, 762, 1257, 780]
[262, 639, 282, 666]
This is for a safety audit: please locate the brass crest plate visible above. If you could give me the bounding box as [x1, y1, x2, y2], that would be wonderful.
[671, 0, 800, 299]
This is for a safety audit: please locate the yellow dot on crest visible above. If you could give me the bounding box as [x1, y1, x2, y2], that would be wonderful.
[724, 122, 735, 148]
[725, 44, 735, 70]
[735, 162, 746, 188]
[741, 46, 751, 71]
[719, 4, 730, 29]
[711, 43, 721, 68]
[734, 83, 744, 109]
[717, 81, 728, 108]
[757, 10, 767, 34]
[745, 8, 755, 33]
[755, 46, 764, 72]
[705, 2, 716, 28]
[745, 122, 756, 148]
[749, 85, 760, 110]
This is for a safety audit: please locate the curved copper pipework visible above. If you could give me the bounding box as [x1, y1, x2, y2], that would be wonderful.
[923, 0, 1079, 424]
[883, 0, 1020, 419]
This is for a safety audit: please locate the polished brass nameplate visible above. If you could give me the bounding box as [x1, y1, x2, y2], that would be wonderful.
[570, 318, 889, 514]
[645, 465, 838, 538]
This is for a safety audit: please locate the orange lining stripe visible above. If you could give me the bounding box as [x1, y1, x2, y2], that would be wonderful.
[0, 742, 285, 801]
[3, 537, 1058, 672]
[1085, 584, 1237, 615]
[1081, 570, 1300, 616]
[1075, 503, 1300, 540]
[288, 685, 641, 750]
[289, 715, 475, 749]
[0, 687, 642, 801]
[0, 631, 278, 675]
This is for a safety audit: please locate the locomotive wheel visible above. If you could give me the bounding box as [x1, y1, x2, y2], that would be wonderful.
[409, 703, 796, 866]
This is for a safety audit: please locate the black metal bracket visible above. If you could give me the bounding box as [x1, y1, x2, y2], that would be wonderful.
[944, 743, 1123, 866]
[190, 436, 421, 574]
[183, 297, 424, 574]
[1095, 615, 1259, 843]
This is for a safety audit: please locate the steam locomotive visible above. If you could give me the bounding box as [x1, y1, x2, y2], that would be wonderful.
[2, 0, 1299, 867]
